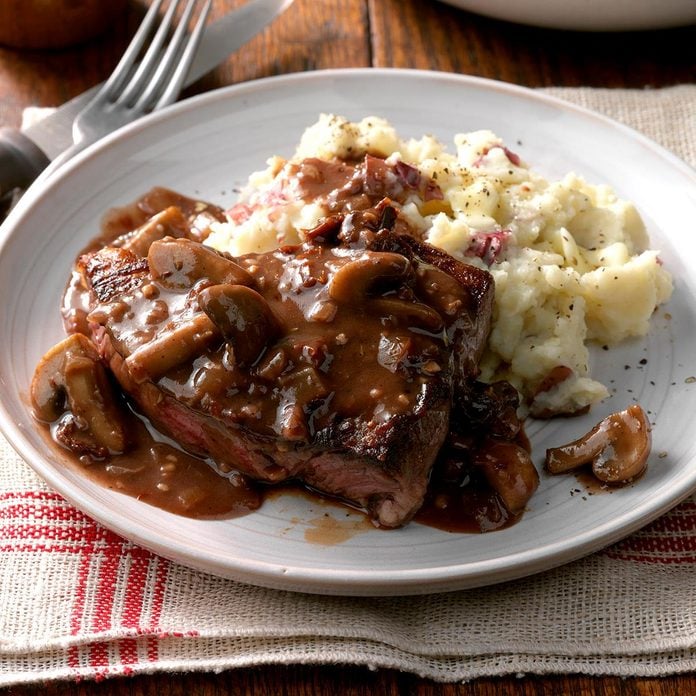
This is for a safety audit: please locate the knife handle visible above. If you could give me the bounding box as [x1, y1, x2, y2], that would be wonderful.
[0, 128, 51, 198]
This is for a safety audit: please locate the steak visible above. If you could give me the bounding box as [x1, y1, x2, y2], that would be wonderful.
[77, 211, 494, 527]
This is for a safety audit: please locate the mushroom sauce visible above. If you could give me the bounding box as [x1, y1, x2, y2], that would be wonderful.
[33, 155, 650, 534]
[27, 177, 539, 533]
[32, 170, 649, 532]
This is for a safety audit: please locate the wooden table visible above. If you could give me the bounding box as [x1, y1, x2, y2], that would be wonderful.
[1, 1, 695, 694]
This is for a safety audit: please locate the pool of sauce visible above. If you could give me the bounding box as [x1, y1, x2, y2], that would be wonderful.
[415, 485, 517, 533]
[42, 397, 261, 520]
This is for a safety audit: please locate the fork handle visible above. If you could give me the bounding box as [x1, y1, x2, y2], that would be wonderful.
[0, 128, 51, 197]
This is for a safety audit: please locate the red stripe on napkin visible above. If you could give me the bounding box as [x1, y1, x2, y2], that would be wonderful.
[119, 638, 139, 667]
[604, 500, 696, 563]
[0, 488, 174, 675]
[122, 547, 162, 630]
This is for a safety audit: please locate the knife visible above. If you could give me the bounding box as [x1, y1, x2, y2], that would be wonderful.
[0, 0, 294, 197]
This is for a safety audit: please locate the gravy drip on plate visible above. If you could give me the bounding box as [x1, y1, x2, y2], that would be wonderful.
[51, 406, 262, 519]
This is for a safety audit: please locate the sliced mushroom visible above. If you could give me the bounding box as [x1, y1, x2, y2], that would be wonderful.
[472, 437, 540, 515]
[271, 365, 332, 442]
[255, 347, 289, 382]
[62, 355, 127, 453]
[328, 251, 411, 305]
[545, 404, 652, 484]
[371, 297, 444, 334]
[147, 238, 254, 289]
[31, 334, 99, 421]
[125, 313, 220, 383]
[116, 206, 190, 257]
[30, 333, 127, 454]
[198, 284, 280, 367]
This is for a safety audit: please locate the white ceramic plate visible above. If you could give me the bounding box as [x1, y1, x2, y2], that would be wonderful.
[1, 69, 696, 596]
[437, 0, 696, 31]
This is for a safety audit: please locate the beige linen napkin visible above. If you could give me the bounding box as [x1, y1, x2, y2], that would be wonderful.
[1, 85, 695, 686]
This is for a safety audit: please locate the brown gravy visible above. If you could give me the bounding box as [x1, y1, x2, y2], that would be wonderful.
[574, 469, 613, 495]
[44, 180, 532, 534]
[415, 477, 519, 533]
[54, 405, 261, 519]
[67, 418, 262, 519]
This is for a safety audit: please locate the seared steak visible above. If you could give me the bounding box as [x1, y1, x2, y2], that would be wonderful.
[78, 222, 494, 527]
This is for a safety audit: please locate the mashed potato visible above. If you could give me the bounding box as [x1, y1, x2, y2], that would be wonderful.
[206, 114, 673, 415]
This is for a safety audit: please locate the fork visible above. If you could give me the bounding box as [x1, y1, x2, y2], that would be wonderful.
[45, 0, 212, 177]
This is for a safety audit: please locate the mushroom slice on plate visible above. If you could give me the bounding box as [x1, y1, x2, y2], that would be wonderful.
[545, 404, 652, 484]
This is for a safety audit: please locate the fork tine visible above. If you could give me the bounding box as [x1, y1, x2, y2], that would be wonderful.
[134, 0, 208, 112]
[100, 0, 167, 102]
[116, 0, 184, 107]
[154, 0, 212, 110]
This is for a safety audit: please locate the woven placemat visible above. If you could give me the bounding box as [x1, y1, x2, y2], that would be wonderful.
[1, 84, 695, 686]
